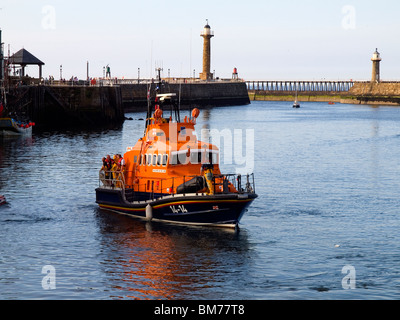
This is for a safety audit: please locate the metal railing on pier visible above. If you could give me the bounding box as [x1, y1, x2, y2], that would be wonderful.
[246, 80, 355, 93]
[8, 74, 245, 89]
[39, 77, 245, 88]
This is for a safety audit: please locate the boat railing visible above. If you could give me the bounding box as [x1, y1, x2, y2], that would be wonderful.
[222, 173, 256, 194]
[99, 169, 125, 189]
[99, 170, 256, 200]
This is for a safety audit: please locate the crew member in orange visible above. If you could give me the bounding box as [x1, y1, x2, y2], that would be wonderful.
[111, 155, 120, 187]
[202, 164, 214, 195]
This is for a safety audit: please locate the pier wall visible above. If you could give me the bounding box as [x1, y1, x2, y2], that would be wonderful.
[5, 81, 249, 129]
[120, 81, 250, 111]
[6, 85, 125, 129]
[348, 82, 400, 96]
[248, 91, 344, 103]
[342, 82, 400, 105]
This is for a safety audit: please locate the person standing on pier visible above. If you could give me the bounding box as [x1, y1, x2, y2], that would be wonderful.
[106, 65, 111, 78]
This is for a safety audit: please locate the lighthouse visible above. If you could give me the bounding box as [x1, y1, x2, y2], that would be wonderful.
[371, 48, 382, 83]
[200, 21, 214, 81]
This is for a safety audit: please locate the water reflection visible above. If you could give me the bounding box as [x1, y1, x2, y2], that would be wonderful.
[0, 136, 35, 192]
[95, 209, 251, 300]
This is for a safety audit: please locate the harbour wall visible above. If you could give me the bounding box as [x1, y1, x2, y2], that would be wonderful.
[248, 91, 344, 103]
[120, 81, 250, 111]
[6, 85, 125, 129]
[345, 82, 400, 105]
[5, 80, 249, 129]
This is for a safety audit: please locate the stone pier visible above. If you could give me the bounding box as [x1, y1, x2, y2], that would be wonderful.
[6, 85, 125, 129]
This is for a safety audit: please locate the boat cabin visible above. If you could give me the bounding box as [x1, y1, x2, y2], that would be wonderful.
[120, 93, 233, 197]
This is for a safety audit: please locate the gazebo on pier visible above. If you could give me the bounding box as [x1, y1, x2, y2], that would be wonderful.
[9, 48, 45, 79]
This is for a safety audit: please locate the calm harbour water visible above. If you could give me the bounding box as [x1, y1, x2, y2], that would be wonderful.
[0, 101, 399, 300]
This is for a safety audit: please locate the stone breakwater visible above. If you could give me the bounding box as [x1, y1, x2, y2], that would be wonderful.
[345, 82, 400, 105]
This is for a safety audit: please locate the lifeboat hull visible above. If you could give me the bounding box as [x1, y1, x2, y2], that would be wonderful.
[96, 187, 257, 228]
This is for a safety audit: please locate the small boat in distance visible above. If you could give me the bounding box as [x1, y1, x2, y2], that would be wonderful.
[0, 195, 6, 206]
[95, 86, 258, 228]
[293, 89, 300, 108]
[0, 118, 35, 136]
[1, 88, 35, 136]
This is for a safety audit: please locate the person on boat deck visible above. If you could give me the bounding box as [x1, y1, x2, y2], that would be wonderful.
[118, 154, 126, 187]
[100, 157, 107, 185]
[102, 155, 112, 185]
[111, 155, 119, 186]
[118, 154, 126, 172]
[111, 154, 125, 188]
[202, 164, 214, 195]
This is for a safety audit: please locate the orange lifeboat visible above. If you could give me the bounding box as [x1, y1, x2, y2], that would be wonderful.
[95, 90, 257, 228]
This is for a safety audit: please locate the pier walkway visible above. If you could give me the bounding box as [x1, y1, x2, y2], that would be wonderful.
[246, 80, 355, 93]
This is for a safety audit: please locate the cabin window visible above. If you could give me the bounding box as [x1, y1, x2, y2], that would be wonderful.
[134, 155, 138, 164]
[204, 151, 219, 165]
[170, 153, 178, 165]
[190, 151, 202, 164]
[162, 155, 168, 166]
[178, 152, 189, 165]
[171, 151, 198, 166]
[147, 154, 152, 166]
[190, 152, 196, 164]
[212, 153, 218, 164]
[157, 155, 162, 166]
[152, 154, 157, 166]
[170, 152, 186, 165]
[167, 150, 219, 165]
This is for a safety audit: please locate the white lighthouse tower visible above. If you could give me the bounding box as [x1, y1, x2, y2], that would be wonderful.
[371, 48, 382, 83]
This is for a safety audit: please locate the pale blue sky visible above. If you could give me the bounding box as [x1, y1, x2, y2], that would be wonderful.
[1, 0, 400, 80]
